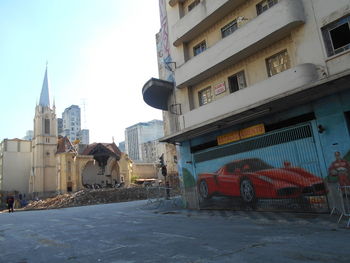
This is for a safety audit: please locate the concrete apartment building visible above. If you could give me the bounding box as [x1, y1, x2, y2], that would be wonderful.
[58, 105, 89, 145]
[0, 139, 32, 195]
[141, 140, 178, 176]
[118, 141, 126, 153]
[143, 0, 350, 210]
[59, 105, 89, 145]
[79, 129, 90, 145]
[125, 119, 164, 162]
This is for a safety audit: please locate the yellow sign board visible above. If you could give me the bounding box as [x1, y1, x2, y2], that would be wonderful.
[217, 130, 240, 145]
[217, 124, 265, 145]
[240, 124, 265, 140]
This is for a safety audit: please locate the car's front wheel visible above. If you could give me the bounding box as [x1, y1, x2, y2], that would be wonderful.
[199, 180, 210, 200]
[240, 178, 256, 204]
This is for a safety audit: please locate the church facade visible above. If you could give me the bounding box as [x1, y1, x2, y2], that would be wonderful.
[27, 66, 130, 198]
[29, 66, 58, 196]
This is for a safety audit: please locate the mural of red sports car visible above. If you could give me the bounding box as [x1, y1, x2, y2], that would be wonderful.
[197, 158, 327, 204]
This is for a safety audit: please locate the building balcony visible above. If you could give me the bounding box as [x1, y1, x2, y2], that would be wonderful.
[181, 63, 319, 129]
[175, 0, 305, 89]
[172, 0, 246, 47]
[142, 78, 174, 110]
[169, 0, 183, 7]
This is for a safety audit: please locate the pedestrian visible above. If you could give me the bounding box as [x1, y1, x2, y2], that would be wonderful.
[6, 195, 14, 213]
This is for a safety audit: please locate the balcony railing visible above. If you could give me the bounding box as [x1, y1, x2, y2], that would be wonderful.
[175, 0, 305, 89]
[172, 0, 246, 47]
[181, 64, 319, 129]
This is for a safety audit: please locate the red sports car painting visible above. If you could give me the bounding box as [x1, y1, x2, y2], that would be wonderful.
[197, 158, 327, 204]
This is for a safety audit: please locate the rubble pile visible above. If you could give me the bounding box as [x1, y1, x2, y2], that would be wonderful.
[24, 187, 176, 210]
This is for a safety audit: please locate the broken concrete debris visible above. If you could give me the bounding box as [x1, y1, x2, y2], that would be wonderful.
[24, 187, 179, 210]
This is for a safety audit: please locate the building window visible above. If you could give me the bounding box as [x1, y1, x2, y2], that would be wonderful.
[44, 119, 50, 134]
[228, 71, 247, 93]
[322, 15, 350, 57]
[68, 161, 71, 173]
[221, 20, 238, 38]
[193, 41, 206, 56]
[344, 111, 350, 136]
[256, 0, 278, 15]
[266, 50, 291, 77]
[198, 87, 213, 106]
[188, 0, 200, 12]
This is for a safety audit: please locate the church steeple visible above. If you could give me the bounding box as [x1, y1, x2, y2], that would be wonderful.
[31, 63, 58, 196]
[39, 63, 50, 107]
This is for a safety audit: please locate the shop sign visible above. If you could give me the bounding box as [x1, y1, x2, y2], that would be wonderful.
[213, 82, 226, 96]
[217, 124, 265, 145]
[239, 124, 265, 139]
[217, 130, 240, 145]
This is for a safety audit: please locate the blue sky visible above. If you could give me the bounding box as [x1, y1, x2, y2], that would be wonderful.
[0, 0, 162, 143]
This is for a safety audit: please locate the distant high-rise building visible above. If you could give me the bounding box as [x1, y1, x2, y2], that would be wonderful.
[79, 129, 90, 145]
[61, 105, 81, 141]
[57, 118, 63, 135]
[60, 105, 89, 144]
[118, 141, 126, 153]
[125, 119, 164, 162]
[23, 130, 34, 141]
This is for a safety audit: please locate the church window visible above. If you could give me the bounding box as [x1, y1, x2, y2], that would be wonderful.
[67, 161, 72, 173]
[44, 119, 50, 134]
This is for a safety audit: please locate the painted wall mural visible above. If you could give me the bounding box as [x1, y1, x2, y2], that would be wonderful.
[195, 124, 329, 212]
[182, 168, 196, 189]
[327, 151, 350, 186]
[197, 158, 327, 210]
[158, 0, 174, 82]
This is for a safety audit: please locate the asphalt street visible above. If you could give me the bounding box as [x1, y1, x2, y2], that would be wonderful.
[0, 199, 349, 263]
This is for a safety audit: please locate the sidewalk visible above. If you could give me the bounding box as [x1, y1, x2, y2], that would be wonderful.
[143, 196, 350, 229]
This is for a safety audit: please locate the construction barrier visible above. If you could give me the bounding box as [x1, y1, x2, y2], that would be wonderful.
[337, 185, 350, 228]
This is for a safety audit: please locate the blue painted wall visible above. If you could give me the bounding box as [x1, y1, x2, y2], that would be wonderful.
[313, 93, 350, 169]
[177, 90, 350, 203]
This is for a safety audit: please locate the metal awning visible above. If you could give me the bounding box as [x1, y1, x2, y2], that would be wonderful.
[142, 78, 174, 110]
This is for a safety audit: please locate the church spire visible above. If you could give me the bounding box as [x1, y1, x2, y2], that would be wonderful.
[39, 63, 50, 107]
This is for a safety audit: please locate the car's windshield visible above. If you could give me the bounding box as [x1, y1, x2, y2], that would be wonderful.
[226, 158, 274, 173]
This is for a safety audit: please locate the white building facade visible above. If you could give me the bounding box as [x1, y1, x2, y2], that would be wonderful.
[79, 129, 90, 145]
[61, 105, 81, 142]
[125, 120, 164, 162]
[143, 0, 350, 211]
[60, 105, 89, 144]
